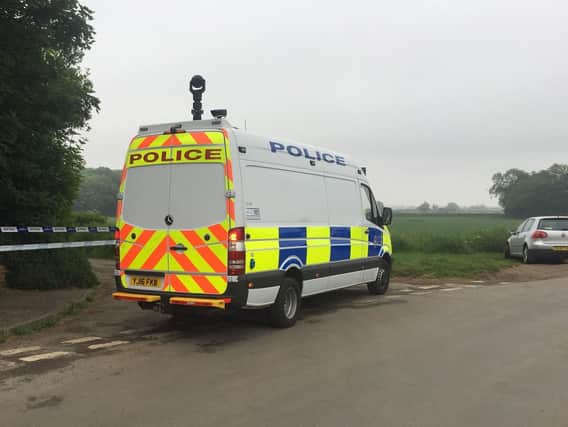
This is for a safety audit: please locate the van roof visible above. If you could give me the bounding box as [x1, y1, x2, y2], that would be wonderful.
[135, 119, 365, 175]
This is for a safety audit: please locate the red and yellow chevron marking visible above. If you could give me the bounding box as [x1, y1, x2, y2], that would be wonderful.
[119, 227, 169, 271]
[169, 227, 227, 272]
[129, 132, 224, 150]
[165, 274, 227, 295]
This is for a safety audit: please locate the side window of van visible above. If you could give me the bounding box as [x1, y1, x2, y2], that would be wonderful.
[360, 184, 379, 225]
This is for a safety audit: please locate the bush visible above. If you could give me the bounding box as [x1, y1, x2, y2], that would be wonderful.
[4, 248, 98, 290]
[69, 211, 115, 259]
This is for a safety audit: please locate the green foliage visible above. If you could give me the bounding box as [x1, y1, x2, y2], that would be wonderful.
[5, 249, 98, 290]
[69, 211, 114, 259]
[0, 1, 100, 289]
[490, 164, 568, 218]
[74, 167, 121, 217]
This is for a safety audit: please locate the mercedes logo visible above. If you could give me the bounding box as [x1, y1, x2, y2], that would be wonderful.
[164, 214, 174, 226]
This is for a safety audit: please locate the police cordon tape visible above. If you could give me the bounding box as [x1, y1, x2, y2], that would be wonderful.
[0, 240, 117, 253]
[0, 226, 117, 252]
[0, 226, 117, 233]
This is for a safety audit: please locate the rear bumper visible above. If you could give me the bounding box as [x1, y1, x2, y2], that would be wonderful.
[528, 248, 568, 259]
[114, 275, 249, 309]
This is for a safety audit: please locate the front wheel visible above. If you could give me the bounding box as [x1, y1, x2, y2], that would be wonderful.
[269, 277, 301, 328]
[367, 258, 391, 295]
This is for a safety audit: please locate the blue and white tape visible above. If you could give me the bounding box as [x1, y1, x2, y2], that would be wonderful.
[0, 226, 117, 233]
[0, 240, 117, 253]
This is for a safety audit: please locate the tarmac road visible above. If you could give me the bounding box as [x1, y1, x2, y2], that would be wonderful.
[1, 271, 568, 427]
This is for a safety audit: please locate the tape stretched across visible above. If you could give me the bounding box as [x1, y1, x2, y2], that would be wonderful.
[0, 240, 117, 253]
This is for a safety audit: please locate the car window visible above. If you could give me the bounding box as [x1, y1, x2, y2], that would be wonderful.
[522, 219, 534, 232]
[538, 218, 568, 230]
[516, 221, 527, 233]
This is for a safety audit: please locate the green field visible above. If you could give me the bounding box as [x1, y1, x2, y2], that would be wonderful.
[391, 214, 520, 278]
[79, 212, 522, 279]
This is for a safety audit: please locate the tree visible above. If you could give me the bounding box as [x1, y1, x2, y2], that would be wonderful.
[417, 201, 431, 213]
[489, 169, 529, 208]
[445, 202, 460, 213]
[0, 1, 100, 289]
[490, 164, 568, 218]
[74, 168, 121, 217]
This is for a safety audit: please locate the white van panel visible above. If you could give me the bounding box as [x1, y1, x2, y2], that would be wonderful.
[243, 165, 328, 224]
[246, 286, 279, 307]
[327, 270, 363, 291]
[362, 267, 379, 283]
[325, 177, 361, 225]
[302, 276, 328, 296]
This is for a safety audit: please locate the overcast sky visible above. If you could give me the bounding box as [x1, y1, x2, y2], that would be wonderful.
[82, 0, 567, 207]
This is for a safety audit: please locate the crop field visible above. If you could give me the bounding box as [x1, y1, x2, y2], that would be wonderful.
[391, 214, 521, 278]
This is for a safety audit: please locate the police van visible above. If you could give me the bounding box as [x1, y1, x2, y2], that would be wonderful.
[112, 76, 393, 327]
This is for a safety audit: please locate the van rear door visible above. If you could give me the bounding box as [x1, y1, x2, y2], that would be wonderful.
[119, 131, 232, 295]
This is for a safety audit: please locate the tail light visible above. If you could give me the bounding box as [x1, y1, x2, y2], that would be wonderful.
[228, 227, 245, 276]
[531, 230, 548, 239]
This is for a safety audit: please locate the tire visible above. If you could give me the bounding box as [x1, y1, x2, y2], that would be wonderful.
[269, 277, 301, 328]
[504, 243, 511, 259]
[522, 245, 536, 264]
[367, 258, 391, 295]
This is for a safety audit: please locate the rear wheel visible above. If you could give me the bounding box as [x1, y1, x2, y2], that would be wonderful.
[504, 243, 511, 259]
[522, 245, 536, 264]
[269, 277, 301, 328]
[367, 258, 391, 295]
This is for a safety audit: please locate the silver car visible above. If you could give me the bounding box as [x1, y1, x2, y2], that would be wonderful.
[505, 216, 568, 263]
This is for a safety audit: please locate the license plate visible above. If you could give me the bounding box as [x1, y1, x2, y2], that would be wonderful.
[552, 246, 568, 252]
[129, 276, 162, 289]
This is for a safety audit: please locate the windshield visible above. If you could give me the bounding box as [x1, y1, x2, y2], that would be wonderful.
[538, 218, 568, 231]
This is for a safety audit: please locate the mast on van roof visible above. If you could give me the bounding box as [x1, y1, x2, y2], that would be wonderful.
[189, 75, 206, 120]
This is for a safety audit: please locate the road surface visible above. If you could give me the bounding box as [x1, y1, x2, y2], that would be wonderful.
[1, 271, 567, 426]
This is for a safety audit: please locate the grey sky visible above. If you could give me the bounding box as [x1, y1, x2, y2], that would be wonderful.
[82, 0, 568, 207]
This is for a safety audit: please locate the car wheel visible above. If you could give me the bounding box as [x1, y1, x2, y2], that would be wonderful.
[522, 245, 536, 264]
[269, 277, 301, 328]
[367, 258, 391, 295]
[504, 243, 512, 259]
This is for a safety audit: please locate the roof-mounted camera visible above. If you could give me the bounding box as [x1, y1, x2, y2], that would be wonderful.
[189, 75, 206, 120]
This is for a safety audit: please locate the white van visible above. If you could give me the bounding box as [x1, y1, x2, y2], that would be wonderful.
[113, 85, 393, 327]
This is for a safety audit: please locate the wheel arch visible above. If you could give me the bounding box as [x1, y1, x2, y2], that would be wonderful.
[283, 267, 303, 294]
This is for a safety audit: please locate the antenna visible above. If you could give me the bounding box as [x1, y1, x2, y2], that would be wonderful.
[189, 75, 206, 120]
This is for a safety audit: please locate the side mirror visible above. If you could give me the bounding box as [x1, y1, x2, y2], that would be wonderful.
[382, 207, 393, 226]
[509, 231, 517, 236]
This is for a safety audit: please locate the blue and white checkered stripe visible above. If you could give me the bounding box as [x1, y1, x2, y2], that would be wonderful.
[0, 226, 117, 233]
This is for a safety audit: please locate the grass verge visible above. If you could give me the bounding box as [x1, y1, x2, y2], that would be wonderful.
[0, 289, 97, 343]
[393, 252, 517, 278]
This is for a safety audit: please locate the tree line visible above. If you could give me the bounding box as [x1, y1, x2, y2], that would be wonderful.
[490, 164, 568, 218]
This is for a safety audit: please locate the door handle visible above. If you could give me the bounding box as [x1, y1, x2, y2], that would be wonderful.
[170, 243, 188, 252]
[364, 228, 370, 234]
